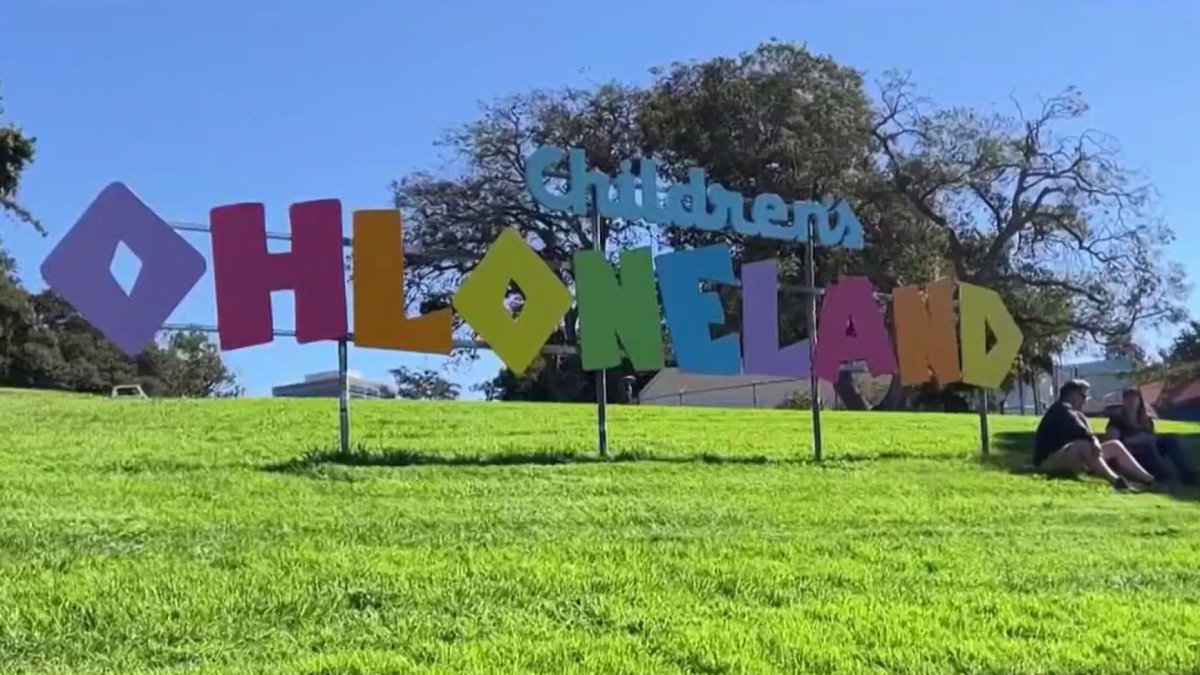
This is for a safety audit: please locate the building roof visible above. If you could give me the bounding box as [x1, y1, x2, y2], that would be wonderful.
[304, 370, 365, 383]
[1136, 377, 1200, 409]
[275, 371, 391, 391]
[1139, 380, 1166, 407]
[1162, 379, 1200, 406]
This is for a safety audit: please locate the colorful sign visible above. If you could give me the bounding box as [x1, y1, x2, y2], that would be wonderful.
[40, 146, 1024, 389]
[524, 146, 864, 247]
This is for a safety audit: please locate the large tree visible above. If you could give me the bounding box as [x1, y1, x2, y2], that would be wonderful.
[393, 83, 652, 401]
[636, 41, 946, 409]
[638, 41, 880, 353]
[873, 72, 1186, 353]
[1, 235, 239, 398]
[636, 43, 1112, 408]
[393, 42, 1186, 405]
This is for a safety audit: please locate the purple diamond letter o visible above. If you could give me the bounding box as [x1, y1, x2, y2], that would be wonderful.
[40, 182, 207, 356]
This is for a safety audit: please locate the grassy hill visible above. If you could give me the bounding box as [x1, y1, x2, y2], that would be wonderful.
[2, 390, 1199, 673]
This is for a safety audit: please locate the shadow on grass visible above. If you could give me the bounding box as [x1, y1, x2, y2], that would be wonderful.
[261, 447, 949, 475]
[988, 430, 1200, 502]
[264, 448, 778, 474]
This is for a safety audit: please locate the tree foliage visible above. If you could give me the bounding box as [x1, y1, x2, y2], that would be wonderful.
[390, 366, 460, 401]
[0, 82, 41, 233]
[392, 41, 1188, 405]
[873, 73, 1186, 350]
[0, 241, 240, 397]
[639, 42, 878, 347]
[1162, 321, 1200, 366]
[394, 84, 647, 342]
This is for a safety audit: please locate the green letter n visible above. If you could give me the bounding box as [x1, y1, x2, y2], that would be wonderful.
[573, 247, 666, 371]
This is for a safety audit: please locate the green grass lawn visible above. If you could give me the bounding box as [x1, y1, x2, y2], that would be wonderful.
[2, 390, 1200, 674]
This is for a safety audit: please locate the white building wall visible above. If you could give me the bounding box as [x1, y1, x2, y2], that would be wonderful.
[638, 368, 838, 409]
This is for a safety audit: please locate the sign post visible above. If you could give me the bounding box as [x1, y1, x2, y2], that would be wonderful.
[592, 208, 610, 457]
[806, 215, 823, 461]
[338, 337, 350, 454]
[978, 388, 990, 456]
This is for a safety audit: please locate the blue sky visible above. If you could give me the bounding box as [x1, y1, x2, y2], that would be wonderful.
[2, 0, 1198, 397]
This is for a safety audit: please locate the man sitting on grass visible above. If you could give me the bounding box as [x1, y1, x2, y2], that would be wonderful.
[1034, 379, 1156, 492]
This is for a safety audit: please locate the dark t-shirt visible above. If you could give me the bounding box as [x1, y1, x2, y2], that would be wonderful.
[1034, 400, 1095, 464]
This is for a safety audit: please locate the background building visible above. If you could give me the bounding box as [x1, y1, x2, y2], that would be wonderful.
[272, 370, 394, 399]
[637, 367, 844, 409]
[1001, 357, 1135, 416]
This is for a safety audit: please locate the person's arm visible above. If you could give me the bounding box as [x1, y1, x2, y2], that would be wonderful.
[1062, 408, 1099, 445]
[1115, 414, 1155, 445]
[1106, 418, 1122, 441]
[1127, 433, 1154, 445]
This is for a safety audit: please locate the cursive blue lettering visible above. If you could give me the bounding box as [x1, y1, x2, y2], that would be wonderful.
[568, 148, 607, 216]
[791, 201, 824, 243]
[608, 161, 641, 220]
[638, 158, 672, 224]
[709, 185, 756, 236]
[525, 147, 574, 213]
[525, 145, 864, 249]
[818, 199, 864, 249]
[664, 167, 708, 228]
[751, 193, 792, 239]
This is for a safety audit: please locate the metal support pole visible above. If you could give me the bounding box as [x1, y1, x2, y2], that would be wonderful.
[592, 209, 609, 457]
[337, 338, 350, 454]
[1033, 373, 1042, 414]
[806, 217, 823, 461]
[752, 382, 759, 408]
[1017, 357, 1026, 415]
[978, 388, 990, 457]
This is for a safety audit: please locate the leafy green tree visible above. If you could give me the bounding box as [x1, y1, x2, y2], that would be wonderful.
[0, 82, 40, 233]
[1127, 321, 1200, 388]
[0, 269, 241, 397]
[137, 330, 243, 397]
[0, 81, 239, 397]
[9, 290, 241, 396]
[1162, 322, 1200, 366]
[393, 41, 1186, 406]
[393, 83, 653, 402]
[390, 366, 460, 400]
[873, 72, 1186, 353]
[639, 41, 878, 347]
[637, 41, 930, 409]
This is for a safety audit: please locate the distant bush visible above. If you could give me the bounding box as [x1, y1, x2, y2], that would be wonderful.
[776, 389, 814, 410]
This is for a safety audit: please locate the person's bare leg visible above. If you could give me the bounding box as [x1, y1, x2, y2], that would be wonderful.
[1099, 440, 1155, 483]
[1067, 440, 1123, 483]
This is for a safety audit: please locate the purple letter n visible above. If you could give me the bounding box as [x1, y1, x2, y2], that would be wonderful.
[40, 182, 207, 356]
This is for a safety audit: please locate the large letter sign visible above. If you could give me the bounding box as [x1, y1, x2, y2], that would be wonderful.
[40, 147, 1024, 389]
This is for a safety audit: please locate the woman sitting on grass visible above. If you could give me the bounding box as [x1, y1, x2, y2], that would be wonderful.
[1105, 387, 1197, 487]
